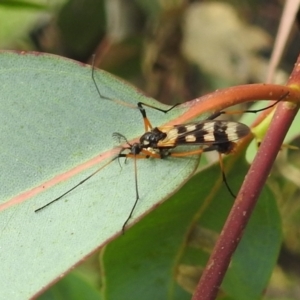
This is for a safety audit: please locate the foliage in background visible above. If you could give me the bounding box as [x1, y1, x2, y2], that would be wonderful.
[1, 0, 300, 299]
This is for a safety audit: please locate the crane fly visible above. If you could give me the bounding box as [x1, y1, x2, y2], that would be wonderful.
[35, 59, 289, 233]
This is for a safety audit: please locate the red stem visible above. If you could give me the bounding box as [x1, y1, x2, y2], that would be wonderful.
[192, 57, 300, 299]
[177, 83, 298, 125]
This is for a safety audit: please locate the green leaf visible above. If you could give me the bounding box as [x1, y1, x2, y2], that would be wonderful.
[37, 272, 101, 300]
[0, 51, 197, 299]
[101, 156, 282, 300]
[222, 187, 282, 299]
[0, 0, 48, 9]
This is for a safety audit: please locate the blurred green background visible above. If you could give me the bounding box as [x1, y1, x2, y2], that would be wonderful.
[2, 0, 300, 299]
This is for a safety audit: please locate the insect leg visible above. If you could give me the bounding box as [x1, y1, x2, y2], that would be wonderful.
[35, 156, 118, 212]
[118, 149, 163, 233]
[91, 55, 136, 109]
[91, 55, 180, 132]
[217, 152, 236, 198]
[208, 92, 290, 120]
[137, 102, 180, 131]
[169, 144, 237, 197]
[121, 156, 139, 234]
[168, 148, 205, 157]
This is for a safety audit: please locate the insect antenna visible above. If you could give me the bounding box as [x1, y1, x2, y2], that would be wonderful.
[37, 56, 182, 232]
[112, 132, 131, 145]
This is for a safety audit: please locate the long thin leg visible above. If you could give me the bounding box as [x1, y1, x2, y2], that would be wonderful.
[169, 147, 236, 197]
[121, 157, 140, 234]
[91, 55, 135, 108]
[118, 149, 164, 233]
[137, 102, 180, 131]
[169, 148, 205, 157]
[217, 152, 236, 198]
[208, 92, 289, 120]
[91, 55, 111, 101]
[91, 55, 180, 132]
[35, 157, 118, 212]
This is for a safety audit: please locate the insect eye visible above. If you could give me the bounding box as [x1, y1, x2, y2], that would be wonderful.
[131, 143, 142, 155]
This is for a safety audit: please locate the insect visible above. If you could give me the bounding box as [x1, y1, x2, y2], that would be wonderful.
[103, 92, 288, 232]
[35, 59, 289, 233]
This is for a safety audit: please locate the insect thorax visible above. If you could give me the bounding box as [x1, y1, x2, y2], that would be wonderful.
[140, 128, 167, 148]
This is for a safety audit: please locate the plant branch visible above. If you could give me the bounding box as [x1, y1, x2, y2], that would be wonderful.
[192, 56, 300, 300]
